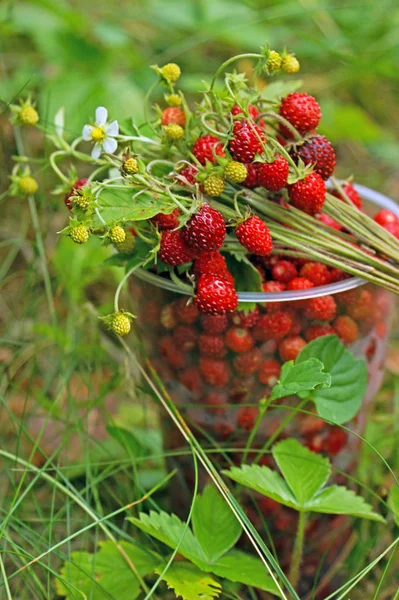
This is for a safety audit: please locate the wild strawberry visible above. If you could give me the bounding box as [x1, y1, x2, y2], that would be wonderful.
[179, 367, 203, 396]
[161, 107, 185, 126]
[288, 172, 326, 215]
[163, 124, 184, 140]
[305, 295, 337, 321]
[231, 104, 261, 121]
[192, 135, 225, 165]
[199, 357, 231, 387]
[159, 230, 197, 265]
[333, 315, 359, 344]
[236, 406, 258, 431]
[374, 209, 399, 228]
[346, 288, 373, 320]
[279, 336, 307, 362]
[299, 262, 332, 287]
[229, 120, 265, 163]
[183, 205, 226, 252]
[323, 427, 347, 455]
[229, 376, 254, 403]
[329, 268, 349, 282]
[225, 327, 254, 353]
[304, 324, 334, 341]
[111, 313, 131, 336]
[279, 92, 321, 136]
[332, 183, 362, 210]
[236, 215, 272, 256]
[266, 50, 282, 73]
[259, 496, 281, 514]
[200, 313, 229, 333]
[213, 418, 235, 438]
[70, 224, 90, 244]
[173, 325, 197, 351]
[306, 434, 324, 453]
[166, 93, 182, 107]
[262, 280, 286, 312]
[233, 348, 262, 377]
[272, 260, 297, 283]
[174, 297, 200, 324]
[230, 307, 259, 328]
[299, 415, 326, 436]
[20, 105, 39, 126]
[286, 277, 314, 291]
[198, 333, 227, 358]
[203, 391, 228, 415]
[317, 213, 342, 231]
[257, 156, 289, 192]
[243, 163, 259, 188]
[159, 336, 186, 370]
[254, 311, 293, 341]
[225, 161, 248, 183]
[281, 54, 300, 74]
[122, 157, 139, 175]
[151, 208, 180, 230]
[382, 221, 399, 239]
[194, 251, 227, 277]
[109, 225, 126, 244]
[64, 178, 88, 210]
[258, 358, 281, 386]
[160, 304, 177, 330]
[160, 63, 181, 82]
[289, 311, 304, 336]
[18, 175, 38, 194]
[177, 164, 199, 185]
[291, 135, 336, 180]
[203, 175, 225, 197]
[195, 274, 238, 315]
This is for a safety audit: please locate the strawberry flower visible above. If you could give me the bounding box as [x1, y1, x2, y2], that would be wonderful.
[82, 106, 119, 159]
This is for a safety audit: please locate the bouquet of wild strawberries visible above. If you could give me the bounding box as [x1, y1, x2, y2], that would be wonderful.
[9, 45, 399, 336]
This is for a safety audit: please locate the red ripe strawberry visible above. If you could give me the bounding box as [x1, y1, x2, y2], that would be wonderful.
[304, 324, 334, 341]
[332, 183, 362, 210]
[159, 230, 197, 266]
[233, 348, 262, 377]
[306, 434, 324, 453]
[194, 251, 228, 277]
[199, 357, 231, 387]
[225, 327, 254, 353]
[254, 311, 293, 341]
[333, 315, 359, 344]
[231, 103, 261, 121]
[64, 178, 88, 210]
[236, 406, 258, 431]
[290, 135, 336, 180]
[160, 304, 177, 329]
[279, 336, 307, 362]
[203, 391, 228, 415]
[235, 216, 273, 256]
[279, 92, 321, 136]
[299, 262, 332, 287]
[346, 289, 373, 320]
[173, 325, 197, 351]
[151, 208, 180, 230]
[289, 311, 304, 336]
[305, 295, 337, 321]
[323, 427, 347, 455]
[243, 163, 259, 188]
[383, 222, 399, 239]
[192, 135, 225, 165]
[179, 367, 203, 396]
[183, 205, 226, 252]
[161, 107, 185, 126]
[159, 336, 186, 370]
[286, 277, 314, 291]
[195, 274, 238, 315]
[272, 260, 297, 283]
[262, 280, 286, 312]
[257, 156, 289, 192]
[230, 307, 259, 328]
[198, 333, 227, 358]
[374, 209, 399, 227]
[258, 358, 281, 386]
[299, 415, 326, 436]
[213, 418, 235, 438]
[317, 213, 342, 231]
[200, 313, 228, 333]
[174, 297, 200, 324]
[229, 120, 265, 163]
[177, 163, 199, 185]
[288, 172, 326, 215]
[229, 376, 254, 404]
[329, 268, 349, 282]
[259, 496, 281, 514]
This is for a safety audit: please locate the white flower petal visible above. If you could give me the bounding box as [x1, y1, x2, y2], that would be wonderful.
[102, 137, 118, 154]
[91, 144, 102, 159]
[82, 124, 94, 141]
[104, 119, 119, 137]
[95, 106, 108, 126]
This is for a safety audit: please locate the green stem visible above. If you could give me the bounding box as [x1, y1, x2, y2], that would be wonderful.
[242, 397, 272, 464]
[210, 53, 261, 89]
[289, 511, 307, 589]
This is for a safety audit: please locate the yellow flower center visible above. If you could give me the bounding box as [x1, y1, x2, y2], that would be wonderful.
[91, 127, 105, 142]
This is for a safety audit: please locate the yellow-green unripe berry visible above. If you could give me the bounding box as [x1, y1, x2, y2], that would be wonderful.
[225, 161, 248, 184]
[123, 157, 139, 175]
[19, 176, 38, 195]
[266, 50, 282, 73]
[70, 224, 90, 244]
[163, 124, 184, 141]
[166, 94, 182, 107]
[112, 313, 131, 336]
[160, 63, 181, 83]
[19, 105, 39, 126]
[73, 192, 90, 210]
[203, 175, 225, 197]
[281, 55, 300, 74]
[109, 225, 126, 244]
[115, 230, 136, 255]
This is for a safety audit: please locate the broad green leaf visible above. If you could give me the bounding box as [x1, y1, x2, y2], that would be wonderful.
[107, 426, 148, 458]
[297, 335, 367, 424]
[308, 486, 385, 522]
[225, 253, 262, 293]
[272, 439, 331, 507]
[204, 550, 280, 595]
[270, 358, 331, 401]
[129, 511, 208, 567]
[192, 485, 242, 563]
[260, 80, 303, 104]
[388, 486, 399, 526]
[97, 188, 175, 223]
[155, 563, 222, 600]
[223, 464, 298, 509]
[56, 552, 96, 599]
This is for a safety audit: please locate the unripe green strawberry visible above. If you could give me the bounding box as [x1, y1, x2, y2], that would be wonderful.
[109, 225, 126, 244]
[115, 230, 136, 255]
[112, 313, 131, 336]
[73, 192, 90, 210]
[123, 157, 139, 175]
[160, 63, 181, 83]
[163, 124, 184, 140]
[166, 93, 182, 107]
[203, 175, 225, 197]
[281, 55, 300, 74]
[20, 105, 39, 126]
[266, 50, 282, 73]
[19, 176, 38, 195]
[225, 161, 248, 183]
[70, 224, 90, 244]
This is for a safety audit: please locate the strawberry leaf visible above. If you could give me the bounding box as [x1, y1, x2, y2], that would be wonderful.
[225, 253, 263, 292]
[270, 357, 331, 401]
[155, 563, 222, 600]
[97, 188, 175, 223]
